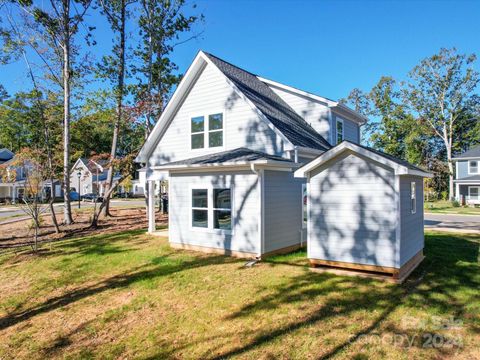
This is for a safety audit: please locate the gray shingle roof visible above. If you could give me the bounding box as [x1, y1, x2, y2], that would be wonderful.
[454, 175, 480, 181]
[0, 148, 14, 162]
[203, 52, 332, 152]
[160, 148, 294, 166]
[455, 144, 480, 159]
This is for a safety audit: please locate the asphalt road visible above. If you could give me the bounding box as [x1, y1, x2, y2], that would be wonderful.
[0, 199, 146, 223]
[424, 213, 480, 232]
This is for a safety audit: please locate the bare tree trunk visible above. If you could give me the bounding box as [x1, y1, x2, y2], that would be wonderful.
[91, 175, 127, 228]
[103, 0, 126, 217]
[62, 0, 73, 225]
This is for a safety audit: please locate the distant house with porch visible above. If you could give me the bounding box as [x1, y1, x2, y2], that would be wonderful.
[454, 144, 480, 205]
[0, 149, 62, 203]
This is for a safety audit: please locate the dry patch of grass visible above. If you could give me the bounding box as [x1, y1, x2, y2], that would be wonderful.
[0, 230, 478, 359]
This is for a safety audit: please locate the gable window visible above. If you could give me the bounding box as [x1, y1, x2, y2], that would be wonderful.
[411, 182, 416, 214]
[191, 116, 205, 149]
[191, 113, 224, 149]
[213, 189, 231, 230]
[468, 160, 478, 174]
[192, 189, 208, 228]
[336, 118, 344, 144]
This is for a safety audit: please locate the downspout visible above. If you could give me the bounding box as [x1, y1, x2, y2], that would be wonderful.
[251, 163, 264, 258]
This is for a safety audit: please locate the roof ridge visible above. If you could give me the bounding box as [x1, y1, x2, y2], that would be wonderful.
[203, 52, 331, 151]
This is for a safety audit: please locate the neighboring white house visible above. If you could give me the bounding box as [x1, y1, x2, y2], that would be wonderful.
[70, 158, 121, 196]
[0, 149, 62, 203]
[135, 51, 429, 281]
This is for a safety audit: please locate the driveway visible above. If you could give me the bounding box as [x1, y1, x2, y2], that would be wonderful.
[425, 213, 480, 232]
[0, 199, 146, 224]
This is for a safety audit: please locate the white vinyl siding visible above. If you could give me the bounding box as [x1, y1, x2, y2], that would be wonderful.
[399, 176, 424, 266]
[263, 170, 305, 253]
[169, 171, 259, 254]
[149, 63, 286, 167]
[268, 85, 332, 142]
[308, 152, 398, 268]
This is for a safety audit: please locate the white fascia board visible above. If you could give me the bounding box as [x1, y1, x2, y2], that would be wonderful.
[135, 51, 208, 163]
[452, 157, 480, 161]
[152, 159, 298, 172]
[330, 104, 368, 125]
[294, 141, 431, 178]
[258, 76, 336, 106]
[259, 76, 367, 125]
[453, 180, 480, 183]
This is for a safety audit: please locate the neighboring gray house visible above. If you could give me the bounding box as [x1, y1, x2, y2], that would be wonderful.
[294, 142, 431, 282]
[454, 145, 480, 205]
[136, 51, 429, 280]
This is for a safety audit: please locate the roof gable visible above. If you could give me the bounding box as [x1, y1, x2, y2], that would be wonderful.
[136, 51, 333, 163]
[295, 141, 432, 178]
[203, 53, 332, 152]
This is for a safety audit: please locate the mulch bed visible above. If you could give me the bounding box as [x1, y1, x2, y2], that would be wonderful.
[0, 208, 167, 251]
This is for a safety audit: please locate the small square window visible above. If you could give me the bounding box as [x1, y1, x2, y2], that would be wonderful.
[469, 160, 478, 174]
[209, 131, 223, 147]
[192, 210, 208, 228]
[191, 134, 204, 149]
[191, 116, 204, 132]
[209, 113, 223, 130]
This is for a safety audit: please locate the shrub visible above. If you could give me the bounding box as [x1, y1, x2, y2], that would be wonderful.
[441, 191, 448, 201]
[451, 200, 460, 207]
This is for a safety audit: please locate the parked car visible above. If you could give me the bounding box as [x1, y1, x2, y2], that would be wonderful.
[70, 191, 80, 201]
[81, 193, 103, 203]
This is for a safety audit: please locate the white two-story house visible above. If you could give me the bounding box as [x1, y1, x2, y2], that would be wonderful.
[454, 144, 480, 205]
[136, 51, 430, 281]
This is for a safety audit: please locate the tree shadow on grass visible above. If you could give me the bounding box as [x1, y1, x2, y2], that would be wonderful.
[0, 251, 231, 332]
[205, 233, 479, 359]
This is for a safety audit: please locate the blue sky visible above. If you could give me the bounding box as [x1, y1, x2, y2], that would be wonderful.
[2, 0, 480, 101]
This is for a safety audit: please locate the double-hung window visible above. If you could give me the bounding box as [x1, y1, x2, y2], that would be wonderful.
[468, 160, 479, 174]
[191, 116, 205, 149]
[336, 118, 344, 144]
[411, 182, 416, 214]
[192, 189, 208, 228]
[191, 188, 232, 231]
[213, 189, 231, 230]
[190, 113, 223, 149]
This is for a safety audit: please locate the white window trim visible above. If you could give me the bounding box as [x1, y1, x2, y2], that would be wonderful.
[411, 181, 417, 214]
[468, 160, 479, 175]
[190, 111, 226, 152]
[336, 117, 344, 144]
[189, 184, 234, 235]
[468, 186, 480, 199]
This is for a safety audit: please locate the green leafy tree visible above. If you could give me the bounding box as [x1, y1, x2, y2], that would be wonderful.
[132, 0, 203, 137]
[403, 48, 480, 199]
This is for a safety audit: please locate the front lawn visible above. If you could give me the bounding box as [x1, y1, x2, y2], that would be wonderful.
[0, 230, 478, 359]
[425, 200, 480, 215]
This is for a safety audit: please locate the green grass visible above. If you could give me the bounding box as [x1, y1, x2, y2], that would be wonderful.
[425, 200, 480, 215]
[0, 230, 478, 359]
